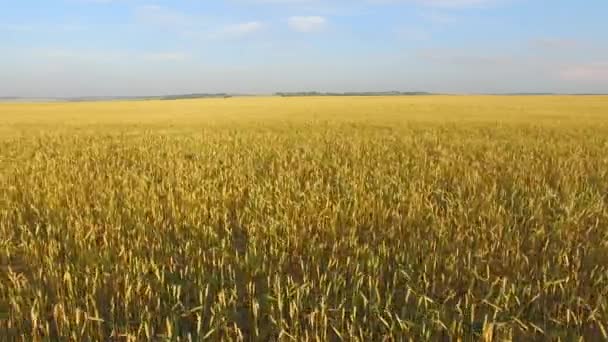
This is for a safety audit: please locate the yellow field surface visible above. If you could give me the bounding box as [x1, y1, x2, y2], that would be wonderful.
[1, 96, 608, 340]
[1, 95, 608, 127]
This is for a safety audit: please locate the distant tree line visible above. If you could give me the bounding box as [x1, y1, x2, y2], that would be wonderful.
[275, 91, 432, 97]
[160, 93, 232, 100]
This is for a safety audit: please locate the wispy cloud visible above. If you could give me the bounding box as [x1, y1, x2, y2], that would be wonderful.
[42, 49, 126, 62]
[418, 49, 515, 66]
[287, 16, 327, 32]
[134, 5, 265, 40]
[531, 38, 582, 50]
[559, 63, 608, 82]
[219, 21, 265, 37]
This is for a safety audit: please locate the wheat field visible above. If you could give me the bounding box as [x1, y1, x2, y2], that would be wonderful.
[1, 96, 608, 340]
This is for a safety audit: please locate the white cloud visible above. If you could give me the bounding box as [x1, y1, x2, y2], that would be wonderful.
[287, 16, 326, 32]
[222, 21, 264, 36]
[134, 5, 264, 40]
[201, 21, 265, 40]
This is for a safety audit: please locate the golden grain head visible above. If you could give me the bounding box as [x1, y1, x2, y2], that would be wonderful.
[1, 96, 608, 340]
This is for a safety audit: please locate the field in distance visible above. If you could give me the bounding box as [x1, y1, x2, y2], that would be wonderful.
[1, 96, 608, 340]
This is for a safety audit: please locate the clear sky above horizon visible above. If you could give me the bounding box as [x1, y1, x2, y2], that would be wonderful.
[1, 0, 607, 97]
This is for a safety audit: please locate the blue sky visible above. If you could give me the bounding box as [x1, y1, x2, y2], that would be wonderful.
[1, 0, 607, 96]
